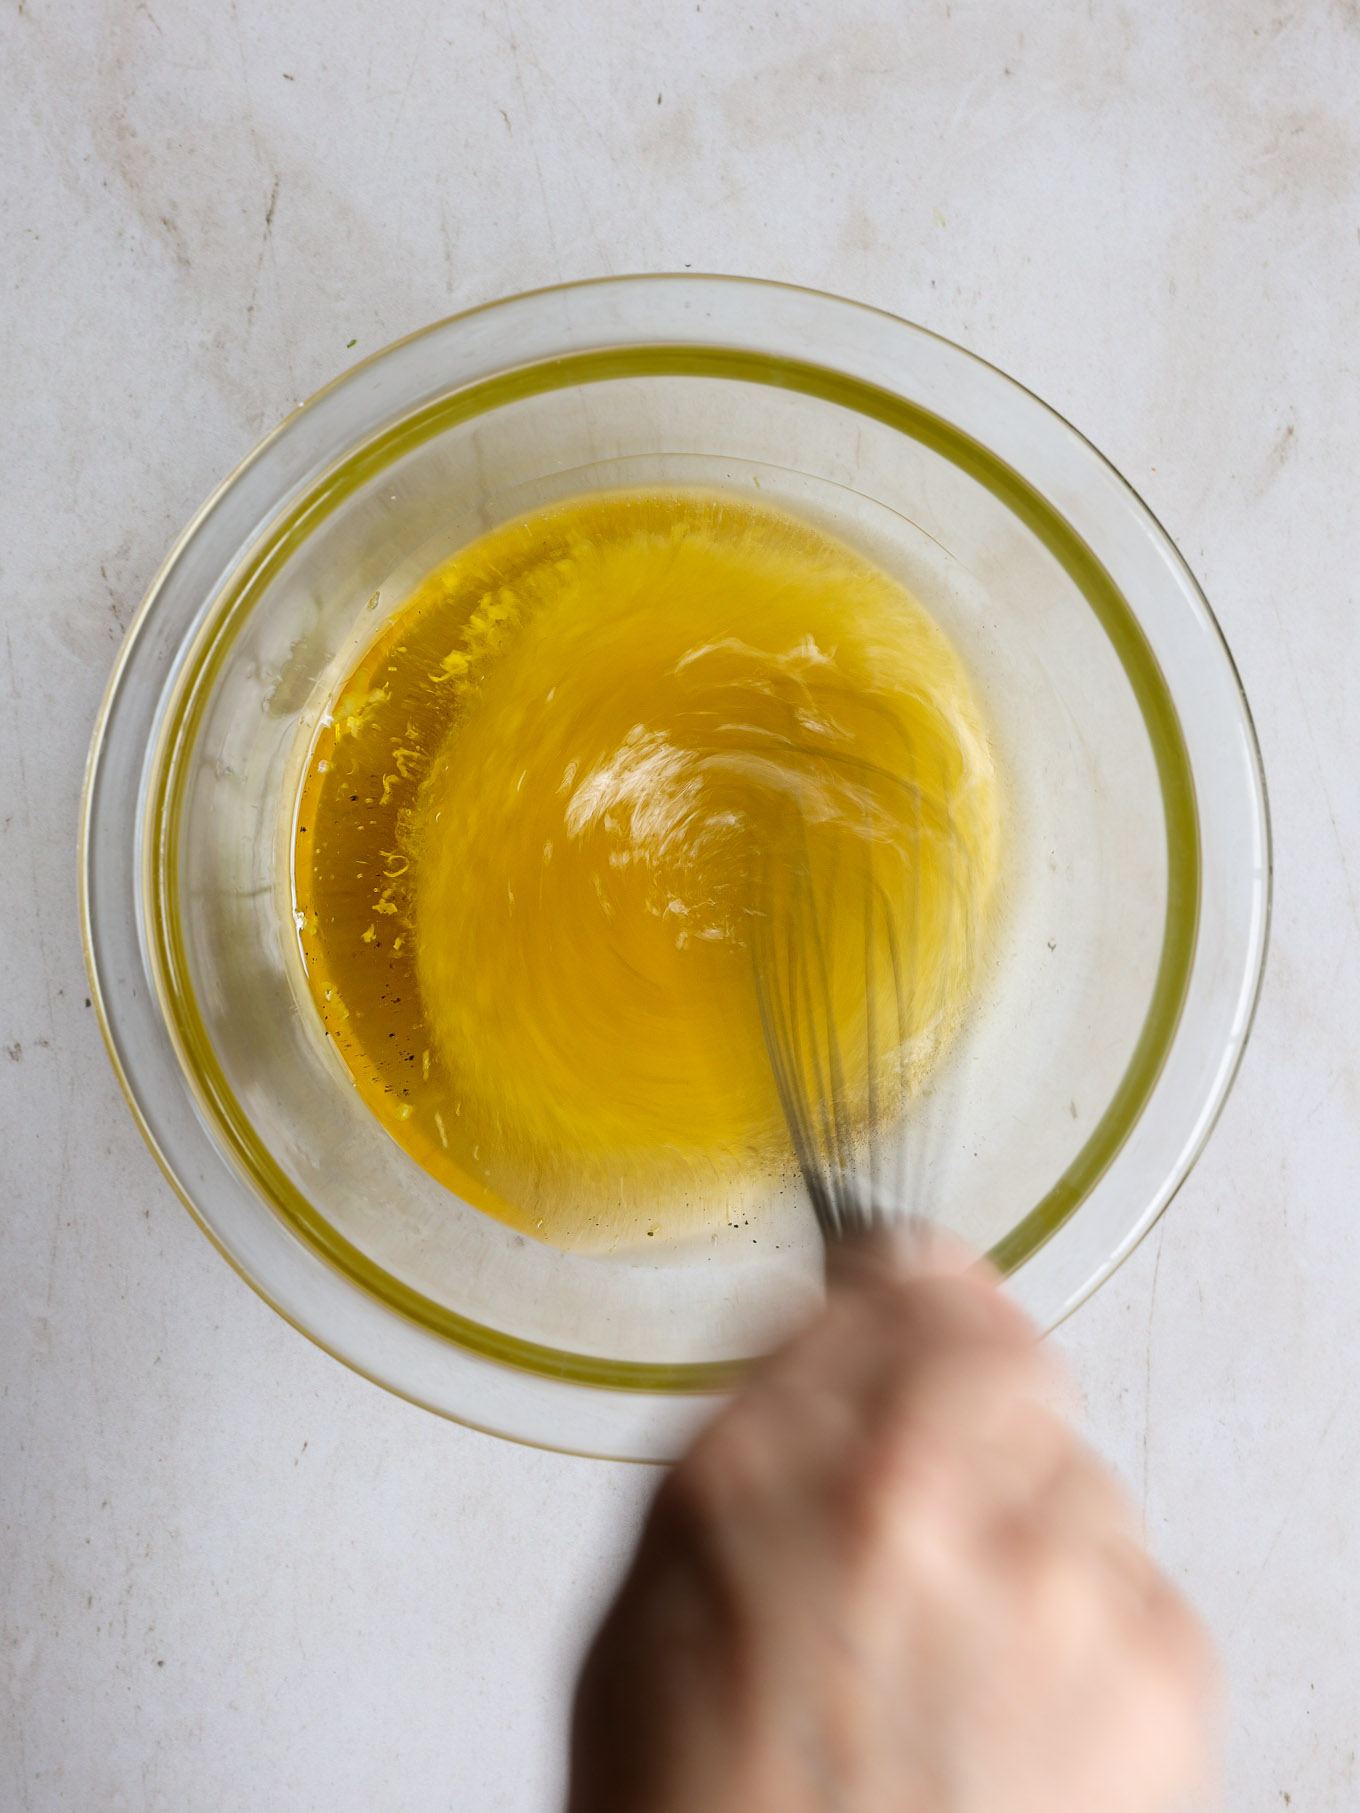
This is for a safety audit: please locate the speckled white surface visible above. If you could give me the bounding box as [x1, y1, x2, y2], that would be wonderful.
[3, 2, 1358, 1807]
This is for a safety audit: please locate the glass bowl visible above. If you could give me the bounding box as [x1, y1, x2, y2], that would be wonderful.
[81, 276, 1269, 1460]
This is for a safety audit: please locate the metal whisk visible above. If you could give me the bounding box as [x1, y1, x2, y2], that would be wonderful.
[749, 794, 967, 1248]
[750, 840, 908, 1245]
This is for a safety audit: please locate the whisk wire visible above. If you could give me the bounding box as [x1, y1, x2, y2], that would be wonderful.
[750, 727, 979, 1247]
[752, 823, 903, 1245]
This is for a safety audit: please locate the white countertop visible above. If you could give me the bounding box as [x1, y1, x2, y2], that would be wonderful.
[4, 2, 1357, 1806]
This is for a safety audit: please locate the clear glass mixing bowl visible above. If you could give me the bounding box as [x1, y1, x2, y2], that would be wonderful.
[81, 276, 1270, 1459]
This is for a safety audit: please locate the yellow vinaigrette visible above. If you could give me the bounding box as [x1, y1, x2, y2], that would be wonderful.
[293, 489, 999, 1248]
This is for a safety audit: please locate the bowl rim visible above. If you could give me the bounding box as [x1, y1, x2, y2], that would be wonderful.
[81, 273, 1272, 1444]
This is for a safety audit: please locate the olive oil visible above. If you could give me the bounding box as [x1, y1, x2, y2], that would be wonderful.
[293, 489, 998, 1248]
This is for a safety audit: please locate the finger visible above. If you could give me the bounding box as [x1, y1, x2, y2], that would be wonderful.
[826, 1219, 979, 1290]
[1136, 1567, 1220, 1703]
[857, 1273, 1060, 1445]
[737, 1258, 1014, 1439]
[695, 1253, 1057, 1528]
[680, 1284, 886, 1520]
[1117, 1572, 1222, 1807]
[828, 1227, 1031, 1350]
[694, 1295, 1035, 1544]
[754, 1277, 1053, 1520]
[1027, 1442, 1143, 1551]
[847, 1355, 1068, 1554]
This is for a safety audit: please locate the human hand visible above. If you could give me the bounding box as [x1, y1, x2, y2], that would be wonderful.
[568, 1236, 1218, 1813]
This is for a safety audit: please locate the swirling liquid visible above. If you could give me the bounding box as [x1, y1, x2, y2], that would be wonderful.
[293, 489, 998, 1248]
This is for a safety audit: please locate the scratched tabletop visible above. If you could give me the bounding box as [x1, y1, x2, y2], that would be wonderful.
[3, 3, 1357, 1807]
